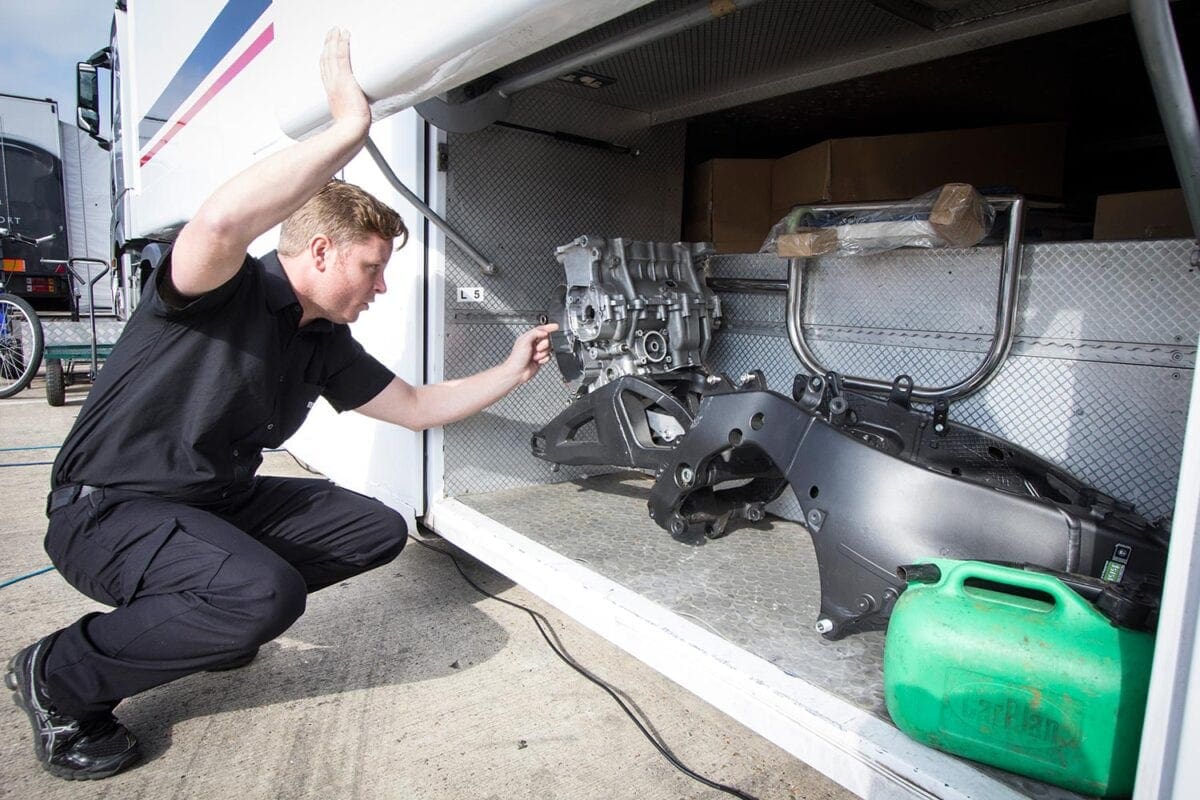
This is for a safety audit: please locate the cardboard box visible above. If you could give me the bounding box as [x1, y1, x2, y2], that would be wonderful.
[1094, 189, 1193, 240]
[771, 123, 1066, 218]
[683, 158, 773, 253]
[776, 228, 839, 257]
[928, 182, 989, 247]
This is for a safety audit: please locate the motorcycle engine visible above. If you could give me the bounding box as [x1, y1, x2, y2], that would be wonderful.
[549, 236, 721, 397]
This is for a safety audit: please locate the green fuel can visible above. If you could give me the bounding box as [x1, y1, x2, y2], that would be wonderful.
[882, 559, 1155, 797]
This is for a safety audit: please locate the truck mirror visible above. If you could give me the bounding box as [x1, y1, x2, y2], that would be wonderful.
[76, 62, 100, 136]
[76, 62, 110, 151]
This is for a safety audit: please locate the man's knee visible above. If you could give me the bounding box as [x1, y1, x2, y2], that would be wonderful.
[361, 505, 407, 569]
[211, 559, 307, 650]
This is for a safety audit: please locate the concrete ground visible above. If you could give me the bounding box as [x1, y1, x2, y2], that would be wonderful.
[0, 373, 855, 800]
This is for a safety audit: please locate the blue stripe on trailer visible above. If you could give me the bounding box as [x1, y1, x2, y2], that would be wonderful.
[138, 0, 272, 148]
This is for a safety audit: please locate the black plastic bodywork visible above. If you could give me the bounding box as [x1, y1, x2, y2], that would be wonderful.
[533, 368, 1167, 638]
[531, 372, 746, 471]
[642, 375, 1167, 638]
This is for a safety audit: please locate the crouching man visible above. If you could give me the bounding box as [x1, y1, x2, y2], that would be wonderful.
[6, 28, 555, 780]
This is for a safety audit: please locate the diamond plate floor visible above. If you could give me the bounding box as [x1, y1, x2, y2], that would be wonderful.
[459, 472, 1093, 800]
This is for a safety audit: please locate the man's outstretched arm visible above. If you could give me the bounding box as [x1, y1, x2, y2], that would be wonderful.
[355, 324, 558, 431]
[169, 28, 370, 299]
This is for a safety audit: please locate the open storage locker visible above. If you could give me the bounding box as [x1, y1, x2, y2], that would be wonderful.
[396, 2, 1199, 797]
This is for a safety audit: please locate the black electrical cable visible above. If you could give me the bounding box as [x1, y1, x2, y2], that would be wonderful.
[0, 507, 756, 796]
[409, 533, 760, 800]
[1, 441, 755, 795]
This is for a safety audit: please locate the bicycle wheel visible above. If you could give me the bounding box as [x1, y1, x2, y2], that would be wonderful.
[0, 294, 44, 398]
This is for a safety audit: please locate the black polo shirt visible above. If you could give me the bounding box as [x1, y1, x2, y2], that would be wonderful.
[52, 250, 394, 505]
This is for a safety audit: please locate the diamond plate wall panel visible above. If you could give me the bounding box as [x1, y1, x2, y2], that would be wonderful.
[805, 248, 1001, 334]
[708, 252, 788, 280]
[1020, 240, 1200, 344]
[444, 322, 610, 496]
[445, 89, 685, 319]
[707, 332, 806, 393]
[716, 291, 787, 331]
[443, 92, 686, 496]
[710, 240, 1200, 347]
[714, 248, 1004, 334]
[446, 242, 1196, 517]
[951, 358, 1190, 521]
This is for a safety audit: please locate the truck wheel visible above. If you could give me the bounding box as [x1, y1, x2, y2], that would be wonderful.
[46, 359, 66, 406]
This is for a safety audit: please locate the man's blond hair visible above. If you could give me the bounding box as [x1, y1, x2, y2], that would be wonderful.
[277, 180, 408, 256]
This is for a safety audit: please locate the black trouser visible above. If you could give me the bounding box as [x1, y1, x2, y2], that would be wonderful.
[39, 477, 407, 720]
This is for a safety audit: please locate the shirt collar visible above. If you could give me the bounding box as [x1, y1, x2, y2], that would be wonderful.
[261, 250, 332, 333]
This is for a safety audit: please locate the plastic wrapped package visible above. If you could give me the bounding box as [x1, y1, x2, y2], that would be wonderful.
[762, 183, 997, 258]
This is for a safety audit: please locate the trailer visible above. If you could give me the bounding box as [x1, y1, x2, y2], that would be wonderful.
[0, 92, 116, 320]
[77, 1, 1199, 798]
[0, 94, 73, 311]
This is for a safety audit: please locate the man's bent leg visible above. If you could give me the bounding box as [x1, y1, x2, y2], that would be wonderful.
[223, 477, 407, 591]
[38, 488, 308, 720]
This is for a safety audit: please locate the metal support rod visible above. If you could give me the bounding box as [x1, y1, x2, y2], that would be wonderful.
[1131, 6, 1200, 795]
[706, 277, 787, 294]
[64, 258, 110, 379]
[497, 0, 766, 97]
[364, 137, 498, 276]
[493, 121, 639, 157]
[785, 195, 1026, 402]
[1130, 0, 1200, 238]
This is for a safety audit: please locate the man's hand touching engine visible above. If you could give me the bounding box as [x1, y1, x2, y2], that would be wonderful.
[356, 323, 561, 431]
[505, 323, 558, 384]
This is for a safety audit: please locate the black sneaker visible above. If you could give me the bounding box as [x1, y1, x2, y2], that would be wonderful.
[5, 638, 141, 780]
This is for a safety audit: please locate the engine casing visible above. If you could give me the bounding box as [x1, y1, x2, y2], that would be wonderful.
[551, 236, 720, 394]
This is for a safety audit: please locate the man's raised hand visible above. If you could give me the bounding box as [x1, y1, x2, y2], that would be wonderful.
[320, 27, 370, 141]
